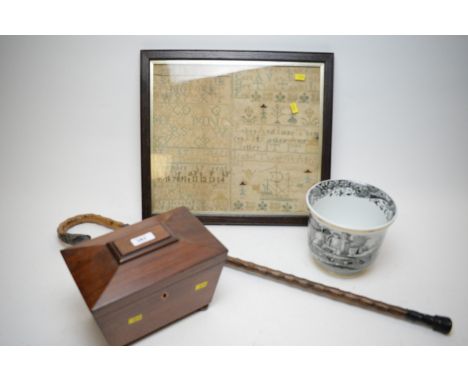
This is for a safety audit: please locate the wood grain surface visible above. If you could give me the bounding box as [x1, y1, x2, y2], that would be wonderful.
[61, 207, 228, 345]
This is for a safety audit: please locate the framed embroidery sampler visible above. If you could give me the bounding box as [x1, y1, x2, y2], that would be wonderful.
[141, 50, 333, 225]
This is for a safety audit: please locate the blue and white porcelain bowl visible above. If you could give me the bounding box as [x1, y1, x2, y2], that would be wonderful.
[306, 179, 397, 275]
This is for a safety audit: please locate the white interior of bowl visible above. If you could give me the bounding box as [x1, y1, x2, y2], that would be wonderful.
[307, 180, 396, 232]
[312, 195, 388, 230]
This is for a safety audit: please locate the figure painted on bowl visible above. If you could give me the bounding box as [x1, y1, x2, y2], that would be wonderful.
[307, 213, 386, 272]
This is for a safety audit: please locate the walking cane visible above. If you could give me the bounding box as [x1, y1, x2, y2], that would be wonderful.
[57, 213, 452, 334]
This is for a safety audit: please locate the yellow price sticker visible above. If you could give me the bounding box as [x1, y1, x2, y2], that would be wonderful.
[294, 73, 306, 81]
[128, 313, 143, 325]
[195, 281, 208, 291]
[290, 102, 299, 114]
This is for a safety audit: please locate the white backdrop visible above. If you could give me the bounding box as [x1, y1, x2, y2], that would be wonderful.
[0, 36, 467, 345]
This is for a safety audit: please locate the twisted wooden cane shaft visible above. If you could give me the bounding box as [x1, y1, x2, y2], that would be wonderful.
[226, 255, 407, 317]
[228, 255, 452, 334]
[57, 214, 452, 334]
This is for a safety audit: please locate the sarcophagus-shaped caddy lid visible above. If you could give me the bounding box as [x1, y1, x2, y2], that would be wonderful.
[61, 207, 228, 318]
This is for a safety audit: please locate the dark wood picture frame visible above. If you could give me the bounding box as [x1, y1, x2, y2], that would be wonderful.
[141, 50, 333, 225]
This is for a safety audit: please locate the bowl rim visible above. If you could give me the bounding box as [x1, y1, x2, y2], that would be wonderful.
[305, 179, 398, 234]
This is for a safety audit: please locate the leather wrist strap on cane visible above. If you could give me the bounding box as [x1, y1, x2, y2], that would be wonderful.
[57, 213, 452, 335]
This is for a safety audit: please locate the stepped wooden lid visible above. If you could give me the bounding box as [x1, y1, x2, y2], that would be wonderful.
[61, 207, 227, 313]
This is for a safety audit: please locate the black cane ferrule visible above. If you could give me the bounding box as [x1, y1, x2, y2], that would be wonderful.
[406, 310, 452, 334]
